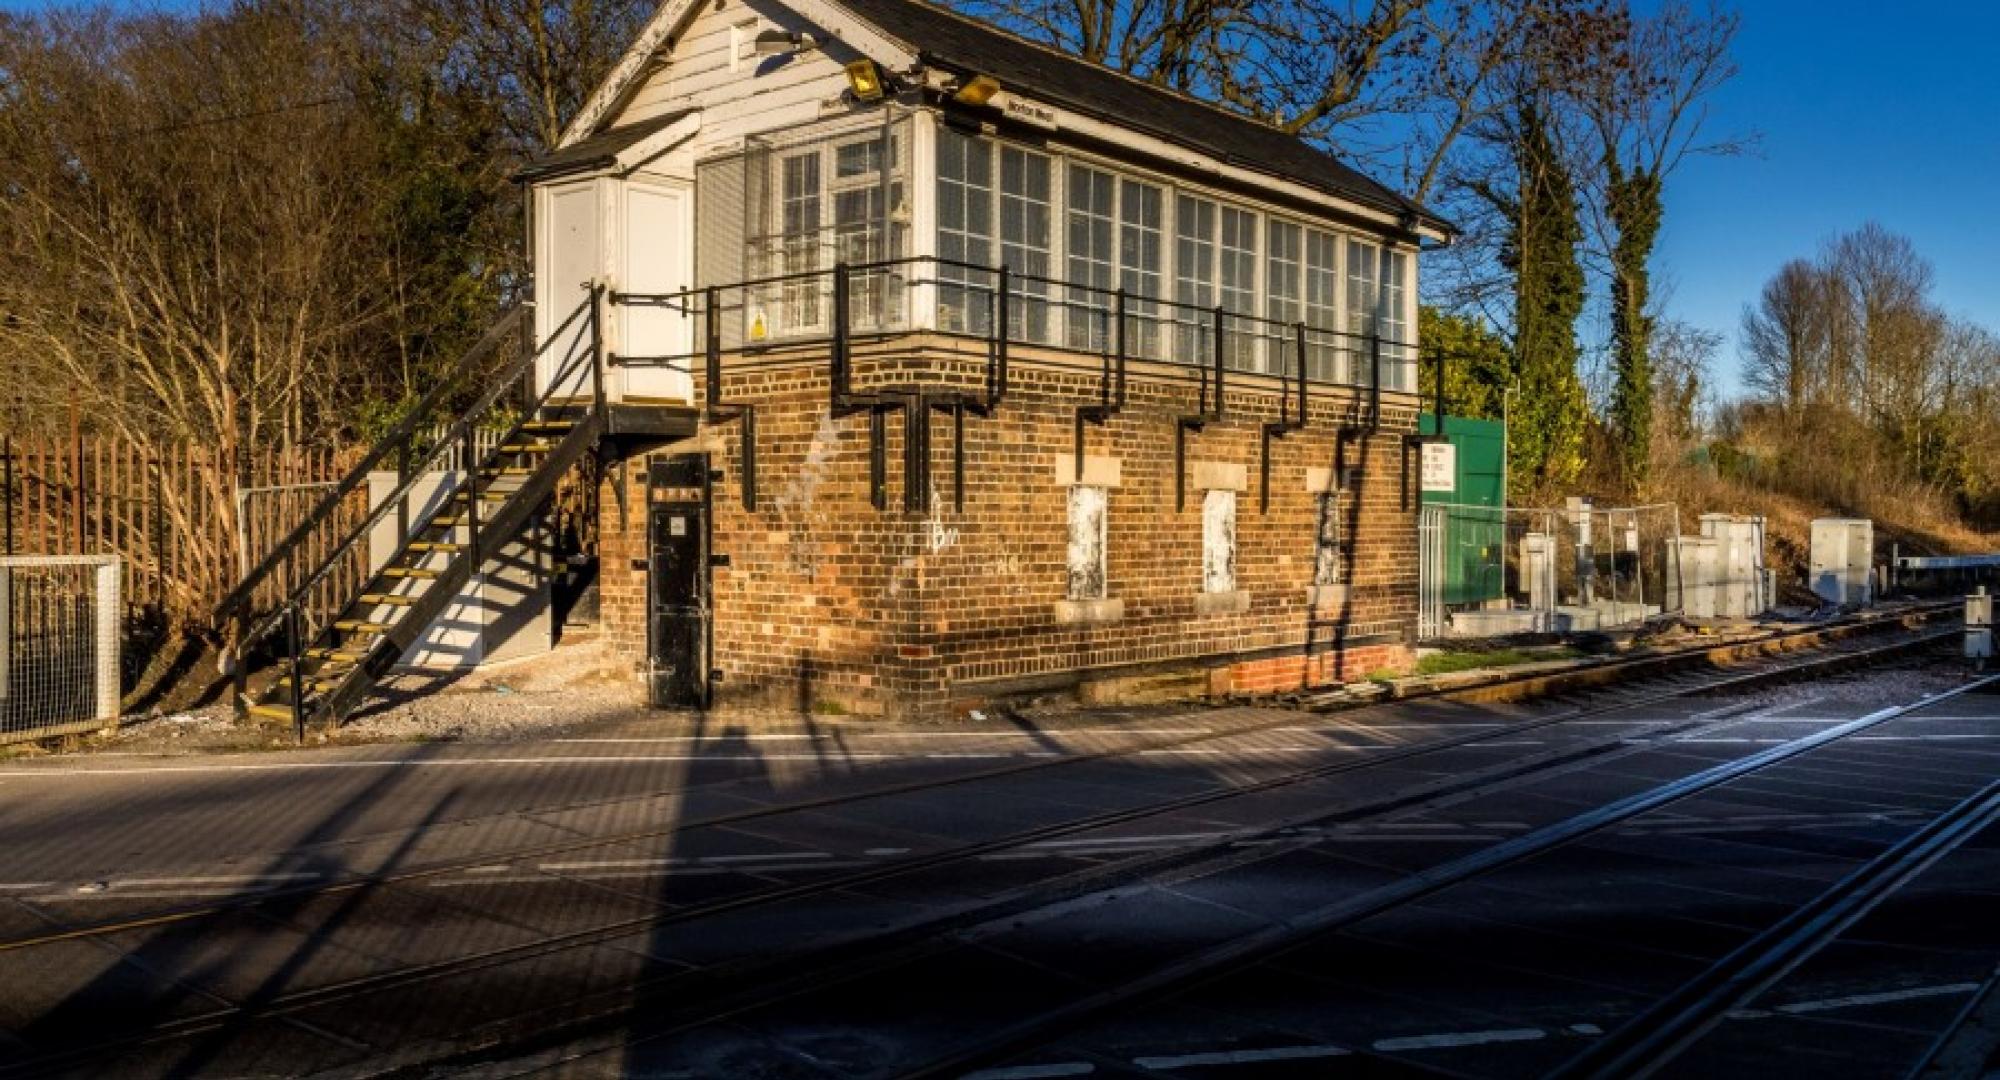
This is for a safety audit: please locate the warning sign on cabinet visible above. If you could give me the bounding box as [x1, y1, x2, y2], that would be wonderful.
[1421, 442, 1457, 493]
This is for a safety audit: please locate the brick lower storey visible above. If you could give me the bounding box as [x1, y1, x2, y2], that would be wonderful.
[596, 335, 1420, 716]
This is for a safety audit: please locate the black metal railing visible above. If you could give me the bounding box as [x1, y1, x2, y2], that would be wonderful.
[608, 255, 1420, 394]
[214, 291, 602, 722]
[609, 256, 1434, 518]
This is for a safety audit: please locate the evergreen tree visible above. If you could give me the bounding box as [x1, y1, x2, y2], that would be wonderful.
[1606, 163, 1663, 490]
[1499, 100, 1589, 497]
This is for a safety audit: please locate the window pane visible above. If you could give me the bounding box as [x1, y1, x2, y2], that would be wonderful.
[1381, 248, 1410, 390]
[1347, 238, 1380, 385]
[1065, 164, 1116, 350]
[1119, 179, 1163, 358]
[1174, 194, 1216, 365]
[936, 129, 993, 334]
[1266, 219, 1302, 374]
[1219, 206, 1258, 370]
[777, 151, 821, 332]
[1305, 230, 1341, 382]
[1000, 146, 1052, 343]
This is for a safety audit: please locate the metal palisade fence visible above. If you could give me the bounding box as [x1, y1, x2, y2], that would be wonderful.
[0, 434, 360, 628]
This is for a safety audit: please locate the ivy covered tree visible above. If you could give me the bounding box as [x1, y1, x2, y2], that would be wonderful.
[1495, 99, 1589, 497]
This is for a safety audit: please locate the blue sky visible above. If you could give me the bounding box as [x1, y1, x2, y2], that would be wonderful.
[1655, 0, 2000, 394]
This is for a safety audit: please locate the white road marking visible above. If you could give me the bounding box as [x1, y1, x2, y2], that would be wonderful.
[0, 754, 904, 778]
[1277, 723, 1506, 733]
[1854, 734, 2000, 742]
[1773, 983, 1981, 1014]
[552, 734, 823, 743]
[0, 882, 55, 891]
[962, 1064, 1095, 1079]
[1374, 1028, 1545, 1051]
[1473, 740, 1545, 747]
[923, 752, 1063, 760]
[1133, 1044, 1351, 1069]
[540, 852, 831, 871]
[864, 847, 910, 856]
[110, 872, 324, 888]
[1568, 1023, 1603, 1036]
[1029, 832, 1230, 849]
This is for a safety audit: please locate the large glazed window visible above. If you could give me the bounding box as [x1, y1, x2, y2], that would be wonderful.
[1219, 206, 1259, 371]
[1174, 194, 1217, 365]
[777, 150, 822, 331]
[1000, 146, 1053, 343]
[1304, 229, 1341, 382]
[1266, 219, 1302, 372]
[1119, 178, 1164, 358]
[936, 127, 994, 334]
[1065, 164, 1116, 351]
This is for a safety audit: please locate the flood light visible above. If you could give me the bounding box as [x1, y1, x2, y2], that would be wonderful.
[845, 59, 886, 102]
[953, 74, 1001, 106]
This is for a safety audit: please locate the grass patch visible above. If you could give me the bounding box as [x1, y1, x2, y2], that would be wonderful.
[1414, 647, 1581, 677]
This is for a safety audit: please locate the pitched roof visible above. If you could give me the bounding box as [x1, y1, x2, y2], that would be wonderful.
[832, 0, 1447, 234]
[516, 109, 696, 182]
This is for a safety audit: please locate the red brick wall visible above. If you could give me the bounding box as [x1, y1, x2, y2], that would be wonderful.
[598, 336, 1418, 714]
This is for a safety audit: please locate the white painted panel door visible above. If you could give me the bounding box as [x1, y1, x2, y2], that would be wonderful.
[622, 182, 694, 402]
[538, 182, 602, 400]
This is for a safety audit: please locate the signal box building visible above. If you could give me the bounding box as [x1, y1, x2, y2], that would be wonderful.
[525, 0, 1452, 716]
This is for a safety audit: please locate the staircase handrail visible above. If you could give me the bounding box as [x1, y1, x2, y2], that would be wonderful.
[217, 293, 593, 639]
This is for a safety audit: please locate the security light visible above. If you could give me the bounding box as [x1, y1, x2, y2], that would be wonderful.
[845, 59, 887, 102]
[953, 74, 1001, 106]
[753, 29, 816, 55]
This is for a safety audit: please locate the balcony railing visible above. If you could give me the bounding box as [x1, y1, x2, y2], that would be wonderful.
[610, 255, 1419, 395]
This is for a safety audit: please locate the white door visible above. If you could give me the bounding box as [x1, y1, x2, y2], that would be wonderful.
[537, 181, 602, 401]
[621, 181, 695, 403]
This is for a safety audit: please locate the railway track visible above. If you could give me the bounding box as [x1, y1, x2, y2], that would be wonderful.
[0, 606, 1971, 1077]
[896, 672, 2000, 1080]
[0, 601, 1956, 959]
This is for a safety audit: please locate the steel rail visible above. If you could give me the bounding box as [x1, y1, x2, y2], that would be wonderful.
[1551, 779, 2000, 1080]
[380, 640, 1941, 1077]
[0, 603, 1957, 965]
[0, 625, 1964, 1078]
[895, 669, 2000, 1080]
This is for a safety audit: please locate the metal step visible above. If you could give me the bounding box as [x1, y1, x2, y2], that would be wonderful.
[247, 703, 301, 725]
[452, 489, 513, 503]
[334, 619, 393, 633]
[406, 541, 463, 553]
[519, 420, 575, 434]
[357, 593, 419, 607]
[379, 567, 440, 579]
[306, 647, 371, 662]
[498, 441, 557, 454]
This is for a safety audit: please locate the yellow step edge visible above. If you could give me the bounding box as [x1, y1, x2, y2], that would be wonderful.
[247, 703, 300, 723]
[334, 620, 391, 633]
[498, 442, 557, 454]
[357, 593, 418, 606]
[379, 567, 439, 579]
[406, 541, 463, 552]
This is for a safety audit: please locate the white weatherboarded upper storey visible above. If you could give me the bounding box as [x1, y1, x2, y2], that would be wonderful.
[558, 0, 1448, 240]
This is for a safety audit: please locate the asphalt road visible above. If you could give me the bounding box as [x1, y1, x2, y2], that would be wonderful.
[0, 652, 1993, 1079]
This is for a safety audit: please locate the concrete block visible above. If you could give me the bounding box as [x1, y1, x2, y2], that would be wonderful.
[1192, 589, 1251, 616]
[1192, 461, 1247, 492]
[1052, 454, 1121, 488]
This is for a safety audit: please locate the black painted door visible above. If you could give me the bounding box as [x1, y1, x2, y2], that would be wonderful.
[647, 491, 708, 708]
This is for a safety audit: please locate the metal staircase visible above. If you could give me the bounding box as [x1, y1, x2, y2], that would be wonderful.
[215, 291, 607, 733]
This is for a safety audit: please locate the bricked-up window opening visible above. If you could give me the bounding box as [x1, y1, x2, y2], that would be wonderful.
[1067, 485, 1109, 601]
[1202, 488, 1237, 594]
[1314, 492, 1344, 586]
